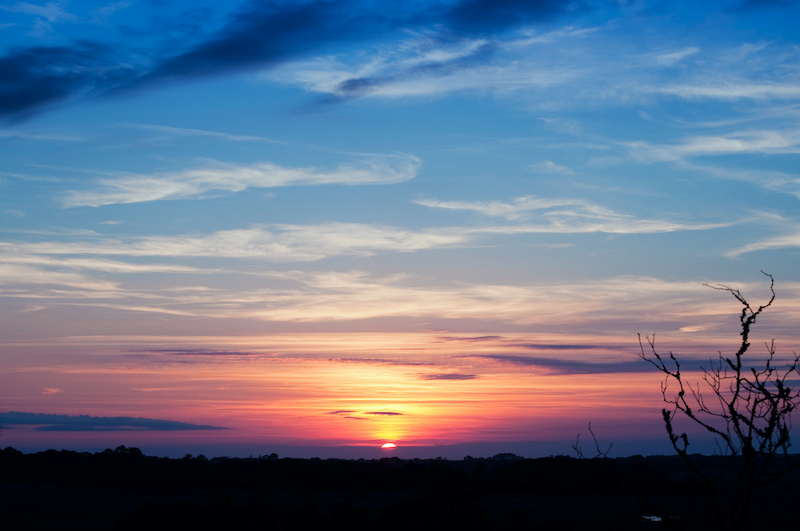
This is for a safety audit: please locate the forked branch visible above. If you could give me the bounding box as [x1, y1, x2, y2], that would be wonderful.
[638, 273, 800, 531]
[573, 422, 612, 459]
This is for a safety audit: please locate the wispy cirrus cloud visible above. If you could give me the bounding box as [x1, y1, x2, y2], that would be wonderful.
[623, 129, 800, 163]
[92, 0, 134, 21]
[0, 2, 77, 23]
[266, 14, 800, 117]
[123, 123, 287, 144]
[416, 195, 619, 221]
[63, 154, 420, 207]
[417, 195, 730, 233]
[215, 272, 800, 328]
[265, 29, 584, 103]
[679, 163, 800, 198]
[531, 160, 574, 174]
[0, 129, 83, 141]
[643, 40, 800, 106]
[653, 47, 699, 66]
[484, 219, 731, 235]
[0, 204, 727, 270]
[657, 84, 800, 100]
[3, 264, 798, 332]
[726, 229, 800, 257]
[0, 223, 468, 262]
[0, 263, 118, 290]
[236, 272, 789, 326]
[0, 253, 207, 274]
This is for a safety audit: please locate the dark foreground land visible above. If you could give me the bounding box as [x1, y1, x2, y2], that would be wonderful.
[1, 447, 799, 530]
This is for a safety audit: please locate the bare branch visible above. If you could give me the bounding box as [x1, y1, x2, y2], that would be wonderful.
[639, 273, 799, 531]
[572, 422, 612, 459]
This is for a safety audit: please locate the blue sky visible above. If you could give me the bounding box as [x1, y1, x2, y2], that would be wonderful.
[2, 0, 800, 457]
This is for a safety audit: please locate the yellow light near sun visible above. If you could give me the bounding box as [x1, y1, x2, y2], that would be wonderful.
[374, 422, 406, 444]
[381, 442, 397, 448]
[10, 331, 670, 448]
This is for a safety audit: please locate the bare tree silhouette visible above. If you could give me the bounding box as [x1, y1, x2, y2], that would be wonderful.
[638, 272, 800, 531]
[572, 423, 612, 459]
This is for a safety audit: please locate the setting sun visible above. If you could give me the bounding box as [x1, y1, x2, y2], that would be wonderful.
[1, 0, 799, 471]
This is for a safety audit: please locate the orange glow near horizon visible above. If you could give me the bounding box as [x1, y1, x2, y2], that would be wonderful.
[0, 330, 722, 450]
[381, 442, 397, 448]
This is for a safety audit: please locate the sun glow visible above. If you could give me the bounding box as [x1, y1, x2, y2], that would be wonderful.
[381, 442, 397, 449]
[0, 331, 670, 451]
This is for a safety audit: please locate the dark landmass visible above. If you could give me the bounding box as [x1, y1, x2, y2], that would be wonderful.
[1, 446, 798, 530]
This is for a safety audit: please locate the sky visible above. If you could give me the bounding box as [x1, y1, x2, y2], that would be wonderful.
[2, 0, 800, 459]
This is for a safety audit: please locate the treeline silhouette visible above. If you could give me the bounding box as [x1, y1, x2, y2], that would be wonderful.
[1, 446, 798, 530]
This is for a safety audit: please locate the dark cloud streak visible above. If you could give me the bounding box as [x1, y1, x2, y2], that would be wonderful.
[445, 0, 585, 33]
[437, 334, 626, 351]
[0, 412, 228, 431]
[439, 335, 503, 342]
[521, 343, 619, 350]
[421, 373, 477, 380]
[127, 1, 389, 90]
[0, 42, 132, 119]
[0, 0, 593, 119]
[328, 357, 437, 366]
[473, 354, 651, 374]
[133, 349, 263, 356]
[726, 0, 797, 11]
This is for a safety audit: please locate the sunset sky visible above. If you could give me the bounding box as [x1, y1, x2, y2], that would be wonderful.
[2, 0, 800, 458]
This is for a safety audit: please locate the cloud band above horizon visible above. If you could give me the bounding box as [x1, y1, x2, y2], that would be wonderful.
[0, 412, 228, 432]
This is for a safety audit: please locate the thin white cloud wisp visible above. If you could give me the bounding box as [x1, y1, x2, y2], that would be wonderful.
[63, 155, 421, 207]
